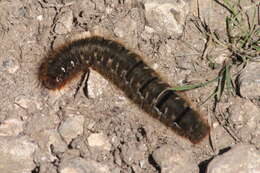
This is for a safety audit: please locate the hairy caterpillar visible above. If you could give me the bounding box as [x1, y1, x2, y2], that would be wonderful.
[39, 36, 210, 144]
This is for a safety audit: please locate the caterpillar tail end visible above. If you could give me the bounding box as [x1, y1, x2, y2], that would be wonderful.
[174, 108, 210, 144]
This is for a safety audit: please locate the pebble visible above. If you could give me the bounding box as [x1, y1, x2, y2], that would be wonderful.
[144, 0, 189, 36]
[59, 157, 110, 173]
[228, 98, 260, 146]
[54, 10, 73, 34]
[113, 149, 122, 166]
[37, 162, 57, 173]
[152, 144, 199, 173]
[214, 53, 229, 64]
[207, 144, 260, 173]
[114, 8, 144, 48]
[14, 95, 32, 109]
[58, 115, 84, 144]
[47, 130, 67, 153]
[0, 136, 38, 173]
[0, 56, 19, 74]
[238, 62, 260, 98]
[121, 143, 146, 166]
[88, 70, 109, 98]
[87, 133, 111, 151]
[110, 167, 121, 173]
[114, 15, 139, 47]
[25, 114, 58, 134]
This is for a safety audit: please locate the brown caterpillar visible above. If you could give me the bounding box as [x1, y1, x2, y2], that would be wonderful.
[39, 35, 210, 144]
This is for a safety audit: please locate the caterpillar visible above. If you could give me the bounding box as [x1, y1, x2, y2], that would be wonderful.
[39, 35, 210, 144]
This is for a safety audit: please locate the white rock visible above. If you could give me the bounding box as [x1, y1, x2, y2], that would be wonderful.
[238, 62, 260, 98]
[87, 133, 111, 151]
[207, 144, 260, 173]
[0, 136, 38, 173]
[58, 115, 84, 144]
[144, 0, 189, 36]
[54, 10, 73, 34]
[121, 143, 146, 165]
[228, 98, 260, 146]
[88, 70, 109, 98]
[47, 130, 67, 153]
[114, 8, 143, 48]
[215, 53, 228, 64]
[152, 144, 199, 173]
[36, 15, 43, 21]
[229, 100, 259, 129]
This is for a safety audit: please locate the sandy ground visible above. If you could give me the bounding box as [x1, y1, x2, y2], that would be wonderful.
[0, 0, 259, 173]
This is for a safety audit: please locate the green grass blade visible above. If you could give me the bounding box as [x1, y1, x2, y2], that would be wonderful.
[224, 64, 234, 94]
[171, 77, 219, 91]
[200, 91, 218, 105]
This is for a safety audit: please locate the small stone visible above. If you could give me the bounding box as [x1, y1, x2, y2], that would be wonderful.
[152, 144, 199, 173]
[18, 6, 27, 17]
[0, 56, 19, 73]
[215, 53, 229, 64]
[114, 149, 122, 166]
[114, 8, 144, 48]
[90, 26, 112, 38]
[139, 159, 147, 169]
[14, 95, 43, 111]
[43, 0, 59, 4]
[37, 15, 43, 21]
[0, 136, 38, 173]
[144, 0, 189, 37]
[132, 165, 142, 173]
[58, 115, 84, 144]
[207, 144, 260, 173]
[114, 15, 137, 41]
[47, 130, 67, 153]
[87, 133, 111, 151]
[110, 167, 121, 173]
[228, 98, 260, 145]
[59, 157, 110, 173]
[25, 114, 58, 134]
[37, 162, 57, 173]
[0, 118, 23, 136]
[238, 62, 260, 98]
[88, 70, 109, 98]
[54, 10, 73, 34]
[14, 95, 31, 109]
[121, 143, 145, 165]
[31, 130, 67, 163]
